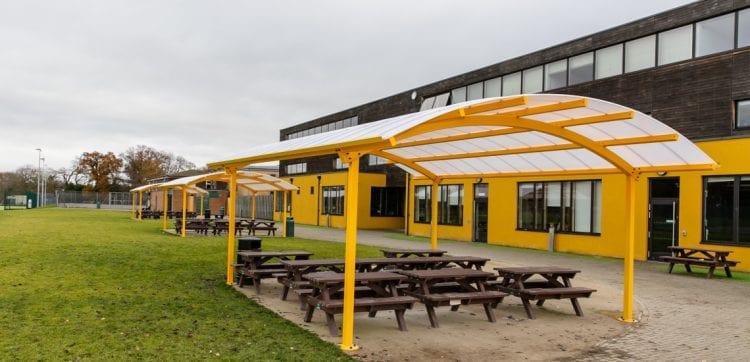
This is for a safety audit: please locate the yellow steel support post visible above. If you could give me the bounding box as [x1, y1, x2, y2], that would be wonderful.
[138, 192, 143, 220]
[430, 180, 439, 250]
[340, 152, 360, 351]
[621, 175, 637, 323]
[281, 191, 287, 237]
[200, 194, 204, 216]
[131, 193, 135, 218]
[226, 168, 238, 285]
[162, 189, 168, 231]
[181, 189, 187, 238]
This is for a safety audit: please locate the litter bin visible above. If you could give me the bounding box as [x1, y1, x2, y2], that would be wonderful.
[96, 201, 101, 209]
[238, 236, 261, 251]
[286, 217, 294, 237]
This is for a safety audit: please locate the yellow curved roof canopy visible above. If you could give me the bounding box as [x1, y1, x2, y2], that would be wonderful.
[159, 170, 297, 193]
[129, 183, 162, 193]
[208, 94, 716, 179]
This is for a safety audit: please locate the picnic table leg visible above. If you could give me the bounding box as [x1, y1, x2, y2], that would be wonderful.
[521, 298, 535, 319]
[425, 305, 440, 328]
[706, 265, 716, 279]
[724, 265, 733, 278]
[303, 305, 315, 323]
[450, 305, 460, 312]
[325, 313, 338, 336]
[280, 285, 290, 300]
[253, 277, 262, 294]
[667, 262, 675, 274]
[394, 310, 408, 331]
[570, 298, 584, 316]
[482, 303, 497, 323]
[536, 300, 546, 307]
[684, 263, 692, 273]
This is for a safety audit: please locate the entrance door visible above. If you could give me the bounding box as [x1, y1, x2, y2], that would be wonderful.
[473, 183, 488, 243]
[648, 178, 680, 259]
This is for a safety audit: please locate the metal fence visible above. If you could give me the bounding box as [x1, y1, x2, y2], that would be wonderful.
[57, 191, 132, 210]
[237, 194, 274, 219]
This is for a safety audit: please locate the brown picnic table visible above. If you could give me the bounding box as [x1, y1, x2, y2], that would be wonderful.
[303, 271, 418, 336]
[659, 245, 739, 278]
[381, 248, 448, 258]
[397, 268, 507, 328]
[237, 250, 312, 294]
[492, 266, 596, 319]
[278, 256, 489, 308]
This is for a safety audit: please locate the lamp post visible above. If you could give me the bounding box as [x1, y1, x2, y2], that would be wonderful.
[35, 148, 42, 208]
[41, 158, 46, 207]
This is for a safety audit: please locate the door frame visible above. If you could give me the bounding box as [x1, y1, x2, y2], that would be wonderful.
[647, 177, 680, 260]
[473, 183, 488, 243]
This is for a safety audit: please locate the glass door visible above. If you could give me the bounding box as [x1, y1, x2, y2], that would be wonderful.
[473, 183, 488, 243]
[648, 178, 680, 259]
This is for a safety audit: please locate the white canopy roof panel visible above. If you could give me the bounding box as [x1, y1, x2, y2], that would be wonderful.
[208, 94, 716, 178]
[159, 171, 297, 192]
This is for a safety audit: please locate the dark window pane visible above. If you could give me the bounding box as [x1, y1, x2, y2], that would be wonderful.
[739, 177, 750, 244]
[704, 178, 734, 242]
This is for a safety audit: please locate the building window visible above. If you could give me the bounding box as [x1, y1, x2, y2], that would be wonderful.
[483, 77, 502, 97]
[658, 24, 693, 65]
[286, 162, 307, 174]
[544, 59, 567, 91]
[625, 35, 656, 72]
[467, 82, 484, 101]
[502, 72, 522, 96]
[322, 186, 345, 215]
[595, 44, 623, 79]
[368, 155, 388, 166]
[568, 52, 594, 85]
[414, 185, 431, 223]
[704, 176, 750, 245]
[437, 184, 463, 225]
[517, 180, 601, 233]
[425, 92, 450, 108]
[522, 66, 543, 94]
[451, 87, 467, 104]
[737, 100, 750, 128]
[370, 187, 405, 217]
[740, 9, 750, 48]
[334, 158, 349, 169]
[413, 184, 463, 225]
[696, 13, 735, 57]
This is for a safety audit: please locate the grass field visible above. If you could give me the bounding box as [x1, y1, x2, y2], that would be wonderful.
[0, 208, 383, 360]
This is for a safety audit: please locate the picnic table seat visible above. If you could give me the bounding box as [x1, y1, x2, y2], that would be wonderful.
[174, 219, 209, 235]
[658, 255, 739, 278]
[238, 263, 288, 294]
[304, 295, 419, 336]
[513, 287, 596, 319]
[406, 290, 507, 327]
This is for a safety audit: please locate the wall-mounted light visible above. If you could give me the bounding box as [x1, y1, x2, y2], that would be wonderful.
[657, 171, 668, 177]
[410, 91, 417, 100]
[475, 178, 483, 183]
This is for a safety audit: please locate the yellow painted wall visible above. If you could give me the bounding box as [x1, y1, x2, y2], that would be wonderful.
[285, 171, 403, 230]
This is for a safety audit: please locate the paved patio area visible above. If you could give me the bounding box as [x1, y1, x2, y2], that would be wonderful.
[282, 225, 750, 361]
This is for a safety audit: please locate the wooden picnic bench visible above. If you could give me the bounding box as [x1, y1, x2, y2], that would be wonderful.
[659, 245, 739, 278]
[237, 250, 313, 294]
[492, 266, 596, 319]
[381, 248, 448, 258]
[303, 271, 418, 336]
[248, 220, 278, 236]
[174, 218, 209, 235]
[397, 268, 507, 328]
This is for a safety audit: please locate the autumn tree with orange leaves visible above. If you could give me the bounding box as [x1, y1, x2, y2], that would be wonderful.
[76, 151, 124, 192]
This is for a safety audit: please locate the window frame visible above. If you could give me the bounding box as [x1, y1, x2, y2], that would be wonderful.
[370, 186, 405, 217]
[413, 184, 464, 225]
[517, 180, 602, 235]
[702, 175, 750, 246]
[322, 185, 345, 216]
[736, 99, 750, 129]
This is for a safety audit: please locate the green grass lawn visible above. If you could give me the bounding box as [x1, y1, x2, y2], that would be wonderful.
[0, 208, 382, 360]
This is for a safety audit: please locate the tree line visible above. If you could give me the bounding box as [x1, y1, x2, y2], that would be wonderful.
[0, 145, 200, 195]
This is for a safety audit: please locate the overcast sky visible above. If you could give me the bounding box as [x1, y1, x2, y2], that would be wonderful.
[0, 0, 695, 173]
